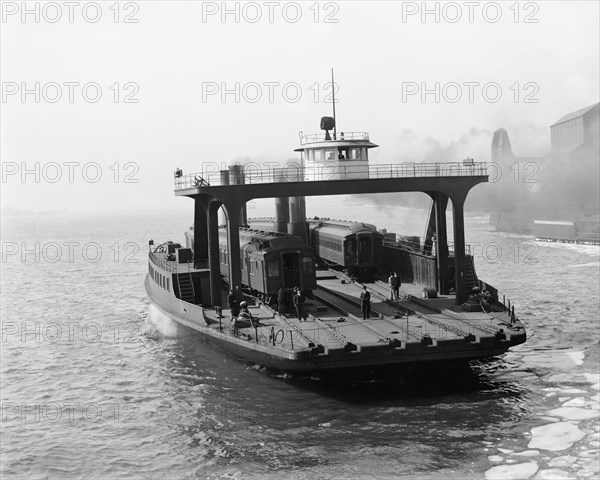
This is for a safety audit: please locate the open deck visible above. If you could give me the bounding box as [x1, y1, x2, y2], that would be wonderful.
[191, 276, 526, 373]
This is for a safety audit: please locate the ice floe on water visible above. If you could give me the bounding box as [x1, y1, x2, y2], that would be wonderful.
[484, 346, 599, 479]
[546, 372, 600, 384]
[547, 388, 588, 395]
[488, 455, 504, 462]
[565, 351, 584, 366]
[561, 396, 596, 407]
[547, 455, 577, 467]
[520, 350, 585, 371]
[513, 450, 540, 457]
[497, 448, 514, 454]
[528, 422, 585, 451]
[534, 468, 576, 479]
[484, 461, 538, 479]
[545, 407, 599, 421]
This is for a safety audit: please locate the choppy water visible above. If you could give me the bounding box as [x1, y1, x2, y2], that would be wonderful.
[1, 204, 599, 479]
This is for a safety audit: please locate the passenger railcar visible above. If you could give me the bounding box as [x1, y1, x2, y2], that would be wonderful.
[217, 227, 317, 298]
[309, 219, 384, 279]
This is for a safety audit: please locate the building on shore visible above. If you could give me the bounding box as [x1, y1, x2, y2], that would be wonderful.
[490, 102, 599, 243]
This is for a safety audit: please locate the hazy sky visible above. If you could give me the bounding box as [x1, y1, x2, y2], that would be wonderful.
[1, 0, 598, 214]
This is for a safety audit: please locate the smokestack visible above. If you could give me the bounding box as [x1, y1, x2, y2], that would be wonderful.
[491, 129, 514, 164]
[219, 170, 230, 225]
[273, 166, 306, 238]
[228, 165, 248, 227]
[273, 168, 290, 232]
[279, 165, 307, 241]
[287, 196, 307, 240]
[274, 197, 289, 232]
[220, 170, 230, 185]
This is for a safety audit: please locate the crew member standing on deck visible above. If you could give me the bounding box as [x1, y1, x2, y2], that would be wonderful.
[228, 290, 240, 318]
[392, 272, 401, 300]
[293, 287, 305, 321]
[360, 286, 371, 320]
[388, 272, 398, 300]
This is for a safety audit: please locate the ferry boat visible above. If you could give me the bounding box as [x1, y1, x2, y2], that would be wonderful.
[146, 118, 526, 377]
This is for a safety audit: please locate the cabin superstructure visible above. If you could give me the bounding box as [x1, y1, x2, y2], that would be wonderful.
[274, 119, 378, 241]
[295, 129, 379, 181]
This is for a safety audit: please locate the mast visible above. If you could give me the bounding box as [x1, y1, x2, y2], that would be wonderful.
[331, 68, 337, 140]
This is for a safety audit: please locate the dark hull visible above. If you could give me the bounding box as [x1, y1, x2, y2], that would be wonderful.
[145, 275, 524, 375]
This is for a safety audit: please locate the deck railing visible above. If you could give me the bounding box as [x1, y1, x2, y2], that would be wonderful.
[383, 240, 474, 257]
[300, 132, 370, 144]
[149, 251, 208, 272]
[174, 161, 488, 189]
[149, 251, 178, 272]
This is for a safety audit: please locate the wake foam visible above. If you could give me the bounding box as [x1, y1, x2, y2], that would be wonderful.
[148, 304, 179, 337]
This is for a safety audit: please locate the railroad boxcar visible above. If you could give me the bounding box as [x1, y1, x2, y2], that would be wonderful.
[309, 219, 384, 279]
[217, 227, 317, 299]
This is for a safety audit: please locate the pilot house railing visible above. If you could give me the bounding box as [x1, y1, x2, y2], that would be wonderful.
[300, 132, 370, 144]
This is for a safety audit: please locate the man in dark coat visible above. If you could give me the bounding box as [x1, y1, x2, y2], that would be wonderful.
[293, 287, 305, 321]
[360, 286, 371, 320]
[228, 291, 240, 318]
[390, 272, 401, 300]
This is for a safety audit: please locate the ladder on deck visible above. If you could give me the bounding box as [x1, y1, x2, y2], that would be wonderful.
[464, 255, 477, 290]
[177, 273, 196, 304]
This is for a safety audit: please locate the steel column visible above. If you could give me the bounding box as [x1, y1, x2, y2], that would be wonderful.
[435, 193, 449, 294]
[224, 202, 243, 301]
[451, 195, 468, 304]
[207, 200, 222, 306]
[193, 197, 208, 268]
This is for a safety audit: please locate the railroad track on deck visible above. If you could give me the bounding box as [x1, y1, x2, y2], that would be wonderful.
[371, 279, 500, 338]
[371, 279, 478, 338]
[315, 278, 420, 341]
[321, 270, 468, 340]
[243, 292, 319, 348]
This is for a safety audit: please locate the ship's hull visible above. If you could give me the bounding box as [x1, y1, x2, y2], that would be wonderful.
[145, 275, 524, 376]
